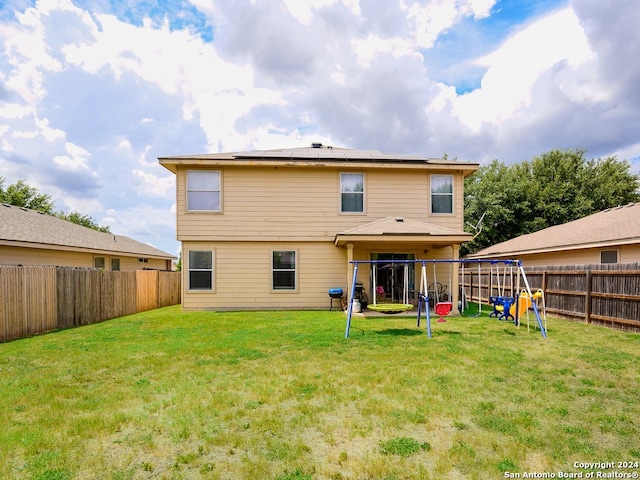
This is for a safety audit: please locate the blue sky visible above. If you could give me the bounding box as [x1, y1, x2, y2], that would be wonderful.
[1, 0, 639, 256]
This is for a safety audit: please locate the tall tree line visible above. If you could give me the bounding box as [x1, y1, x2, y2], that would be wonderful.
[462, 149, 640, 256]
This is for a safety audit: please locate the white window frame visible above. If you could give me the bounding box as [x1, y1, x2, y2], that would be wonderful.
[430, 174, 454, 214]
[187, 170, 221, 212]
[188, 250, 214, 291]
[272, 250, 297, 292]
[340, 172, 365, 214]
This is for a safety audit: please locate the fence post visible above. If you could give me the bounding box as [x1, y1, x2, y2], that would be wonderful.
[585, 269, 591, 324]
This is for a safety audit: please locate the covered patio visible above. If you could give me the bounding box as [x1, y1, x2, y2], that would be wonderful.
[334, 216, 473, 314]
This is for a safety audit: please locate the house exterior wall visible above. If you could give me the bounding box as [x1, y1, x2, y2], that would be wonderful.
[175, 165, 467, 241]
[182, 241, 347, 310]
[510, 244, 640, 267]
[0, 245, 170, 271]
[182, 241, 461, 311]
[176, 163, 468, 310]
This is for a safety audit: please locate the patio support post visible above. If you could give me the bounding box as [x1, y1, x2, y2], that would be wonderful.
[452, 245, 460, 314]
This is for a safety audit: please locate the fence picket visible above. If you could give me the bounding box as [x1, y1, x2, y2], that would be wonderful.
[0, 266, 181, 342]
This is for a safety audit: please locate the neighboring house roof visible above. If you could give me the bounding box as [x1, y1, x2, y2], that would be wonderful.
[159, 144, 479, 177]
[0, 203, 175, 259]
[335, 216, 472, 246]
[466, 203, 640, 258]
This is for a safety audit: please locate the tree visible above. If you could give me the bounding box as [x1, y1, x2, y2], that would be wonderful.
[461, 149, 640, 256]
[56, 211, 111, 233]
[0, 178, 55, 213]
[0, 177, 111, 233]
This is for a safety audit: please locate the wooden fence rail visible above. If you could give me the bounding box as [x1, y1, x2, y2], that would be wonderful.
[1, 266, 181, 342]
[460, 262, 640, 332]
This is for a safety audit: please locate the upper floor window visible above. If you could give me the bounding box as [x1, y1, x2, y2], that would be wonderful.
[187, 170, 221, 212]
[431, 175, 453, 214]
[340, 173, 364, 213]
[272, 250, 296, 290]
[189, 250, 213, 290]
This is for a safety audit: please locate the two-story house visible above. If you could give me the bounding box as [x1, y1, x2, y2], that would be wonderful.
[159, 145, 478, 311]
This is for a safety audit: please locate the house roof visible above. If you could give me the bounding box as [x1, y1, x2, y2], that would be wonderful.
[466, 203, 640, 258]
[159, 144, 479, 177]
[335, 216, 472, 246]
[0, 203, 175, 259]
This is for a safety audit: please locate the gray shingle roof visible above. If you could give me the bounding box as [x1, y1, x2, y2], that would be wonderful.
[0, 203, 174, 259]
[159, 145, 479, 171]
[467, 203, 640, 258]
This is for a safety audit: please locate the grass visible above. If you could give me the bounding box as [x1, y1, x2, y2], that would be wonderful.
[0, 306, 639, 479]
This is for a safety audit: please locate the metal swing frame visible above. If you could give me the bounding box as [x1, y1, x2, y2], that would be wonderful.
[344, 258, 547, 339]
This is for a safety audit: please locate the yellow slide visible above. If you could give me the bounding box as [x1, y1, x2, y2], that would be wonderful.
[510, 289, 543, 319]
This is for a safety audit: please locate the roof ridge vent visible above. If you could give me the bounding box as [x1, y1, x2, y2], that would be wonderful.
[311, 142, 323, 148]
[395, 217, 404, 222]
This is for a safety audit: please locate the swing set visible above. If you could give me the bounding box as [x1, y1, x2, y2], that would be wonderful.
[344, 258, 547, 339]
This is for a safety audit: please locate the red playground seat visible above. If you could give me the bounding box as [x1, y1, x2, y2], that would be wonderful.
[435, 302, 453, 322]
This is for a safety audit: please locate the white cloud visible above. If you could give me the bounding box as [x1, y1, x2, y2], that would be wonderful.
[407, 0, 497, 49]
[53, 142, 91, 170]
[0, 104, 31, 119]
[352, 34, 416, 67]
[281, 0, 337, 24]
[131, 169, 174, 198]
[449, 8, 594, 130]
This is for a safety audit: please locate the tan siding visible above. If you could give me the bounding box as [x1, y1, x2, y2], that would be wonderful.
[620, 244, 640, 263]
[175, 162, 468, 310]
[182, 242, 463, 311]
[181, 241, 347, 310]
[176, 166, 466, 240]
[0, 246, 169, 272]
[514, 245, 640, 267]
[0, 246, 91, 268]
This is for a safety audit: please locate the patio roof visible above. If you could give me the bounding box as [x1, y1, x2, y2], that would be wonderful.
[334, 216, 472, 246]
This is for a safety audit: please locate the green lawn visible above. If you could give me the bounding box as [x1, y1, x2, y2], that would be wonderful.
[1, 306, 639, 480]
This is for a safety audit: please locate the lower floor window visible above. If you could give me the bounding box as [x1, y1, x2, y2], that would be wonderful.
[272, 250, 296, 290]
[600, 250, 618, 264]
[189, 250, 213, 290]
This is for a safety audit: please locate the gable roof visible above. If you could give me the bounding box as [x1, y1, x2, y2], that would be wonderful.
[466, 203, 640, 258]
[159, 144, 479, 177]
[335, 216, 472, 246]
[0, 203, 175, 259]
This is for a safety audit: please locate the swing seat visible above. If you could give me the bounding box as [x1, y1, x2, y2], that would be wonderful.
[367, 303, 414, 314]
[489, 296, 515, 322]
[435, 302, 453, 322]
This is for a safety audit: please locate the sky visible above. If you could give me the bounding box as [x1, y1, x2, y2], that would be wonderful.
[1, 0, 639, 257]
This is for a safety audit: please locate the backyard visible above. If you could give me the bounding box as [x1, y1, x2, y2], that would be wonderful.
[1, 306, 639, 480]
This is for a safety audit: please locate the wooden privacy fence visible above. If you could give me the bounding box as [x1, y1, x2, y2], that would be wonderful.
[0, 266, 181, 342]
[460, 262, 640, 332]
